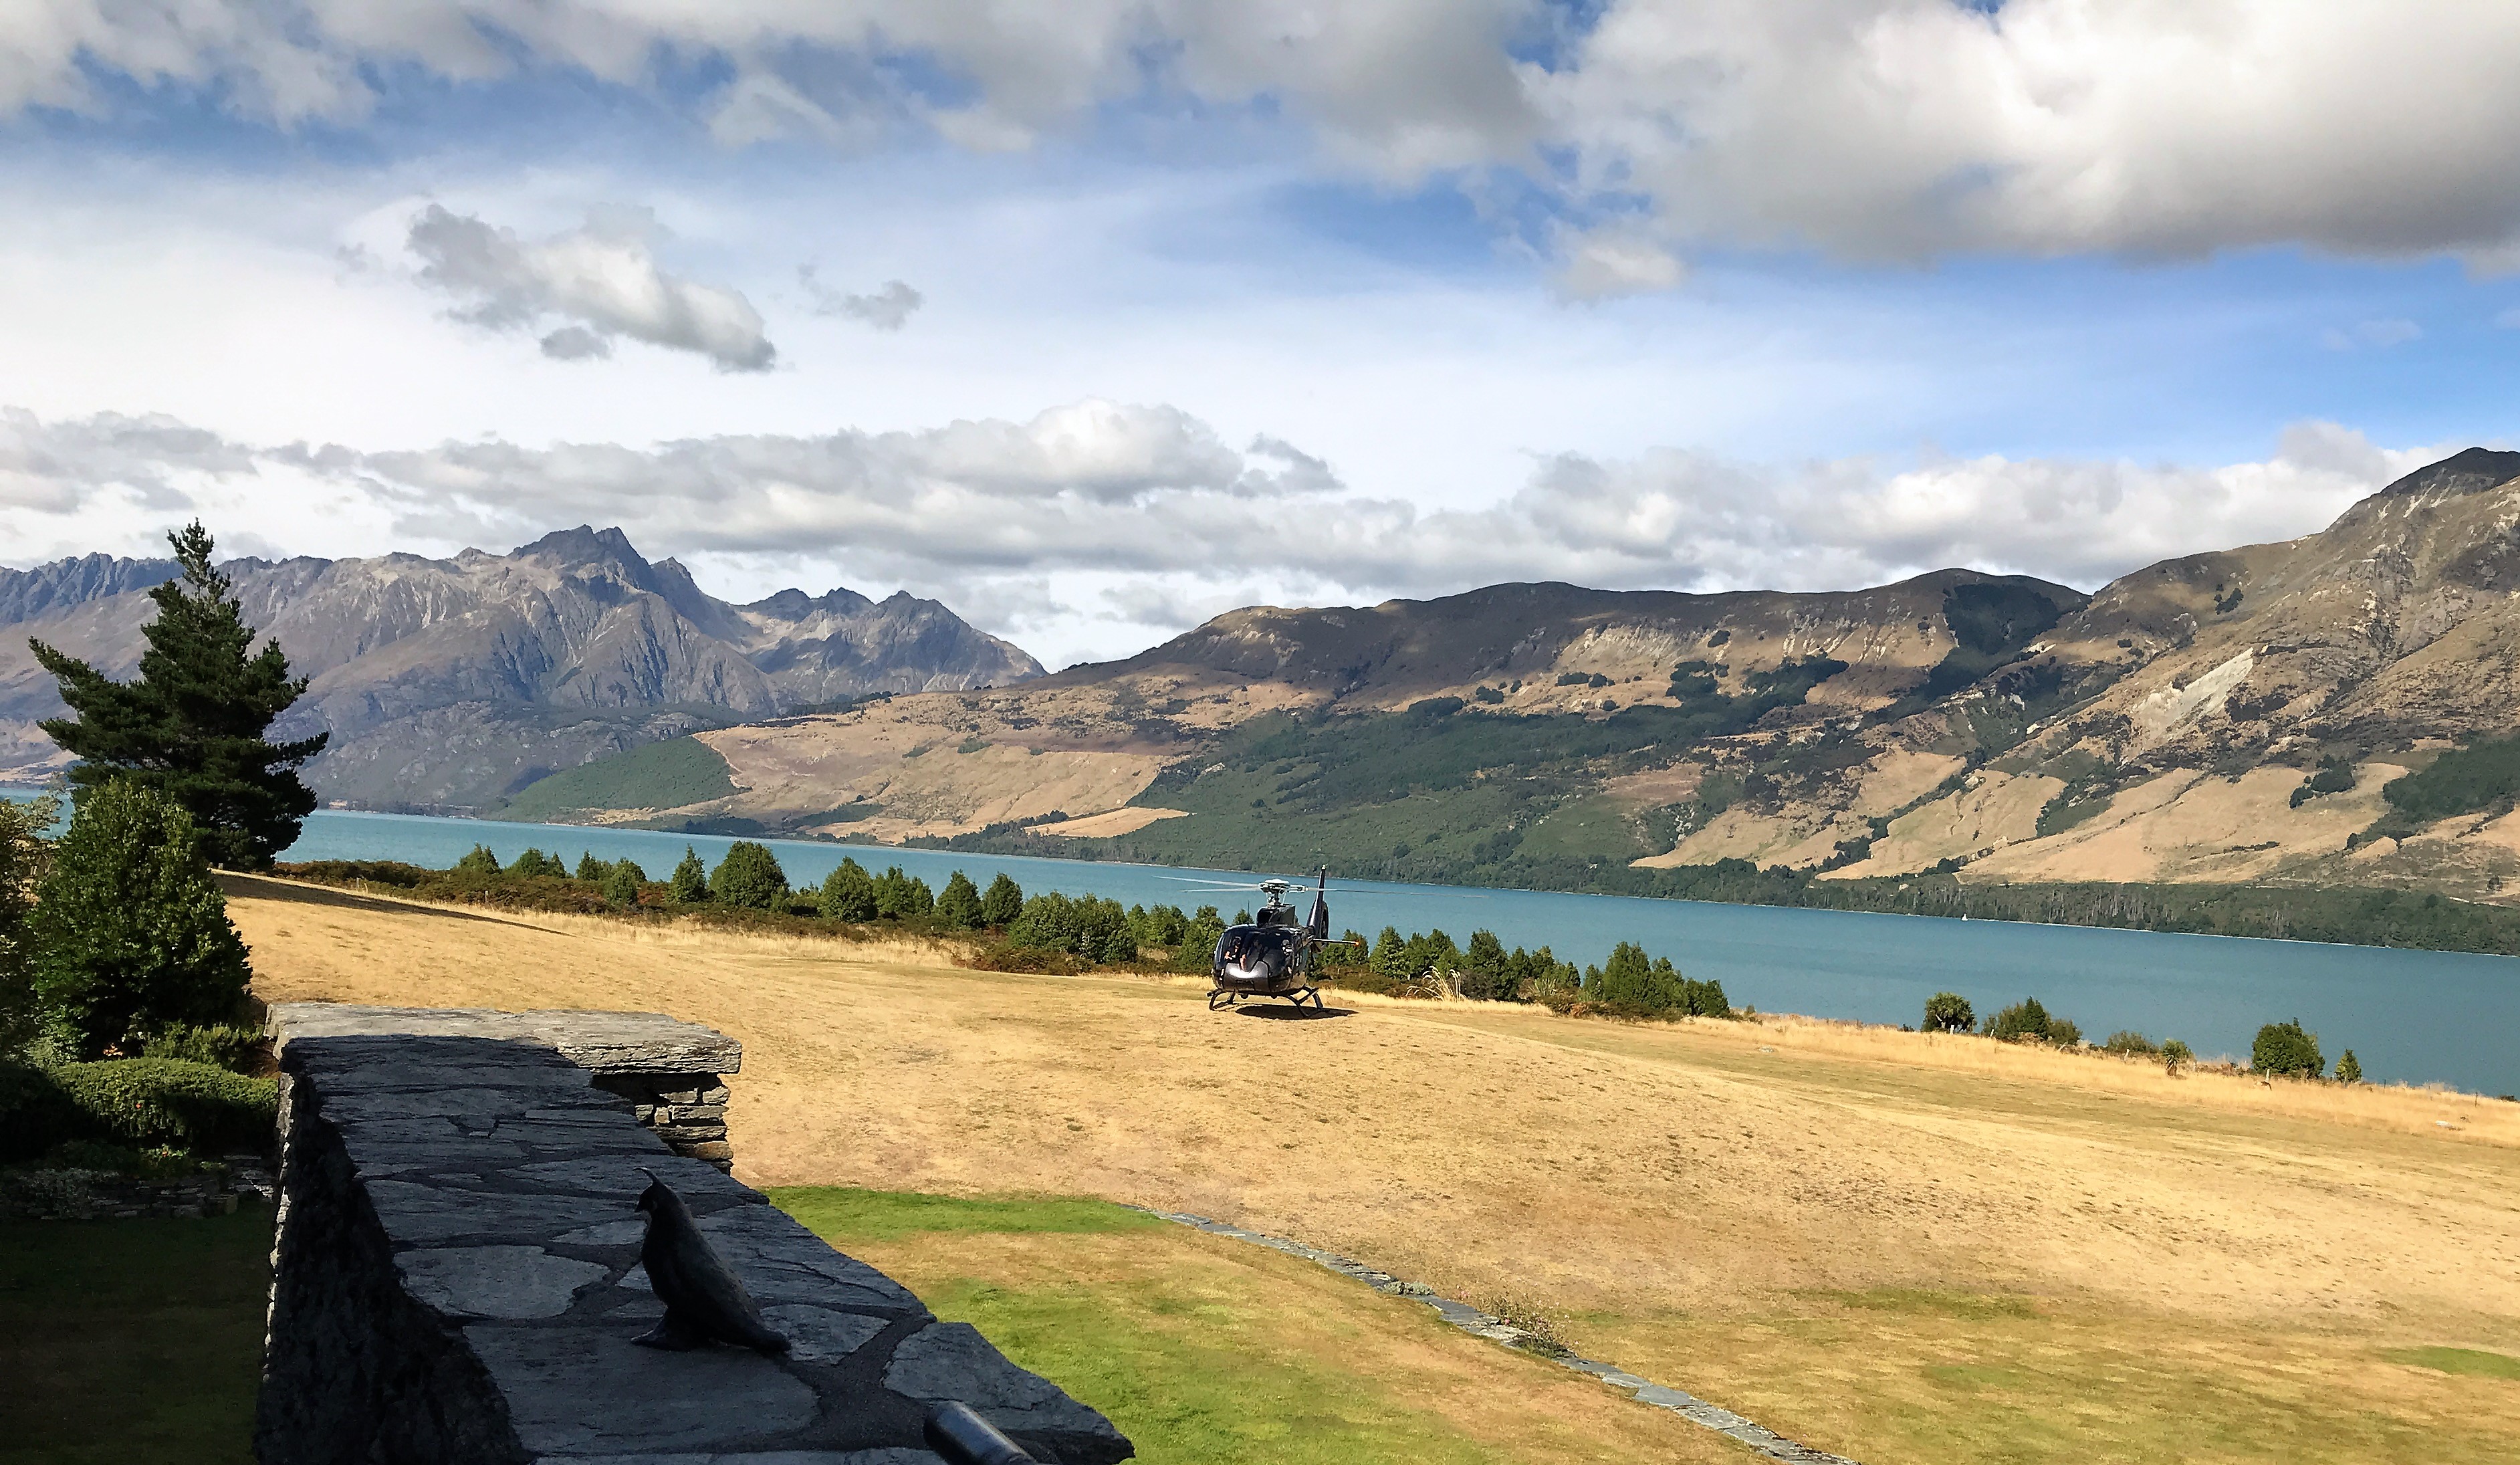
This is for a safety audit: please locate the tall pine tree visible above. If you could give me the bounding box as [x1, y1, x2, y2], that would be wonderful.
[31, 522, 326, 869]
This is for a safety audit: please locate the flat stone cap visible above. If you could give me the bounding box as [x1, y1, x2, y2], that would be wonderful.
[270, 1003, 741, 1077]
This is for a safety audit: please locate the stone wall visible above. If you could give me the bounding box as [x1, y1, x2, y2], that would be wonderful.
[270, 1004, 743, 1169]
[258, 1003, 1131, 1464]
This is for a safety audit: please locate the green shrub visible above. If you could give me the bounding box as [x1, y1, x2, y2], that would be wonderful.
[935, 872, 984, 931]
[1983, 997, 2053, 1043]
[2252, 1019, 2323, 1078]
[2045, 1017, 2083, 1048]
[671, 846, 709, 902]
[0, 1058, 80, 1161]
[509, 847, 556, 877]
[600, 862, 643, 908]
[2161, 1038, 2194, 1074]
[980, 873, 1024, 927]
[2335, 1048, 2363, 1084]
[455, 844, 501, 875]
[51, 1057, 275, 1151]
[575, 852, 605, 881]
[29, 779, 252, 1058]
[1923, 992, 1975, 1033]
[0, 787, 60, 1053]
[2102, 1030, 2160, 1058]
[710, 842, 789, 909]
[818, 858, 879, 921]
[141, 1022, 264, 1073]
[873, 866, 933, 920]
[612, 857, 648, 883]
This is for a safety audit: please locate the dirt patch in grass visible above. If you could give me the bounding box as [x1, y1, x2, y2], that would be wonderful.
[0, 1207, 273, 1465]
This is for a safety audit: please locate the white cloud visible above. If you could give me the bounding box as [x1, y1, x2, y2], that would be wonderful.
[2321, 318, 2422, 352]
[15, 3, 2520, 271]
[800, 269, 923, 330]
[405, 204, 776, 370]
[0, 401, 2458, 665]
[1553, 227, 1686, 301]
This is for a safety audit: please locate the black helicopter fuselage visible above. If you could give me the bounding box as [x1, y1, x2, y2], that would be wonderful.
[1207, 873, 1334, 1010]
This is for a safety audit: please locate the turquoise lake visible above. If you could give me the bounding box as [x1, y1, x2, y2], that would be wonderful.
[267, 809, 2517, 1096]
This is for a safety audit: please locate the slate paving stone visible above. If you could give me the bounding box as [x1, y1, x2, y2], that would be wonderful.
[395, 1246, 611, 1319]
[363, 1179, 626, 1244]
[758, 1305, 891, 1365]
[885, 1322, 1132, 1458]
[509, 1157, 755, 1201]
[467, 1327, 822, 1454]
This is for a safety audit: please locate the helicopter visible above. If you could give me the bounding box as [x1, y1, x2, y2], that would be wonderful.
[1166, 868, 1358, 1011]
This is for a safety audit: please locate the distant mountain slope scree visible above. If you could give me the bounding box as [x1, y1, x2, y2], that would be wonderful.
[505, 449, 2520, 913]
[0, 527, 1042, 810]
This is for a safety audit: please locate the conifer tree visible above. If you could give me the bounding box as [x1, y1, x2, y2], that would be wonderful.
[935, 871, 984, 930]
[818, 857, 877, 921]
[671, 847, 710, 902]
[31, 522, 325, 869]
[980, 873, 1024, 927]
[29, 779, 251, 1057]
[711, 841, 788, 909]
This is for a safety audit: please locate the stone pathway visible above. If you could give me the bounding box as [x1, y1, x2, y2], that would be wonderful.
[1142, 1209, 1862, 1465]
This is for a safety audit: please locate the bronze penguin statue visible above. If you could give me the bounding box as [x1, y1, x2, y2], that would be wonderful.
[630, 1167, 790, 1354]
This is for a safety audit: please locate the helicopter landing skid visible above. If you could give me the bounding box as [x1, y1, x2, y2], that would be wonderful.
[1210, 986, 1323, 1012]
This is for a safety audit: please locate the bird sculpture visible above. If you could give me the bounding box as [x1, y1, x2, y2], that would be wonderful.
[629, 1167, 791, 1354]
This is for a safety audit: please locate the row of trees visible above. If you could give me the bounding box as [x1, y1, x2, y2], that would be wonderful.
[1921, 991, 2360, 1081]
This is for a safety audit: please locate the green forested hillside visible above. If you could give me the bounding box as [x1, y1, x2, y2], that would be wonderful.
[491, 737, 736, 822]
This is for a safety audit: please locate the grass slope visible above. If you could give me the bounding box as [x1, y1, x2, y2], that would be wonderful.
[0, 1207, 273, 1465]
[493, 736, 737, 822]
[234, 884, 2520, 1465]
[772, 1186, 1726, 1464]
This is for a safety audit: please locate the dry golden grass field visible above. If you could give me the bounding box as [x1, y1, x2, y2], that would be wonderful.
[228, 874, 2520, 1465]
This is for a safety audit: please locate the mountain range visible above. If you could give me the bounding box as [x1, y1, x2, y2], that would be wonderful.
[494, 447, 2520, 907]
[0, 527, 1042, 809]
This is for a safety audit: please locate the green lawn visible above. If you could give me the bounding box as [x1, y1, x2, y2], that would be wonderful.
[768, 1185, 1718, 1465]
[0, 1206, 273, 1465]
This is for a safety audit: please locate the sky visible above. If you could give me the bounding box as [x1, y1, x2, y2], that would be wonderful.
[4, 3, 2520, 667]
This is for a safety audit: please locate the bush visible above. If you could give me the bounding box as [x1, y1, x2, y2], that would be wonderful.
[612, 857, 648, 884]
[2335, 1048, 2363, 1084]
[671, 846, 709, 903]
[1983, 997, 2054, 1043]
[1922, 992, 1975, 1033]
[0, 1058, 79, 1161]
[2046, 1017, 2083, 1048]
[575, 852, 605, 881]
[935, 872, 984, 931]
[2161, 1038, 2194, 1074]
[710, 841, 789, 909]
[0, 787, 59, 1053]
[509, 847, 557, 877]
[600, 862, 643, 909]
[455, 843, 501, 875]
[140, 1022, 264, 1073]
[2102, 1030, 2160, 1058]
[873, 866, 933, 921]
[980, 873, 1024, 928]
[51, 1057, 275, 1151]
[2253, 1019, 2324, 1078]
[818, 858, 878, 921]
[29, 779, 253, 1058]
